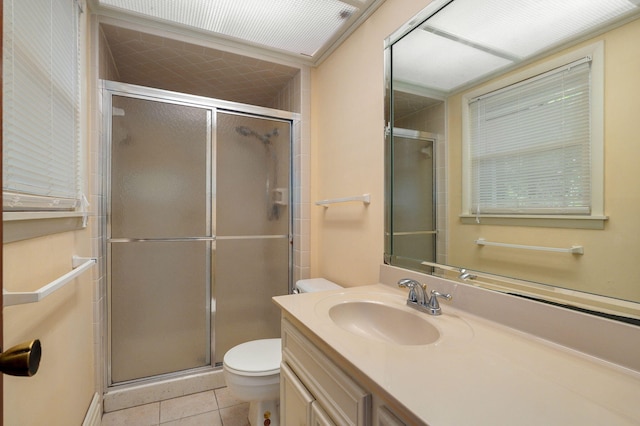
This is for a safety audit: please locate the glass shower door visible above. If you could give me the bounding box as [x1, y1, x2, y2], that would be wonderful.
[109, 95, 212, 384]
[213, 112, 291, 364]
[390, 129, 437, 272]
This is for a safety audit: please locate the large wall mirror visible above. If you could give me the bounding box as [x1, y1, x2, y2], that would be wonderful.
[385, 0, 640, 322]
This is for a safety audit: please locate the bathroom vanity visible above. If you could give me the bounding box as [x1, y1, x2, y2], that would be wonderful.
[273, 266, 640, 425]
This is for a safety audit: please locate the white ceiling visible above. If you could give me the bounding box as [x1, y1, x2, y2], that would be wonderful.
[94, 0, 385, 64]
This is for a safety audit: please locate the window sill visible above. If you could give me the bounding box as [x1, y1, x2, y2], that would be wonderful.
[3, 211, 87, 243]
[459, 214, 608, 230]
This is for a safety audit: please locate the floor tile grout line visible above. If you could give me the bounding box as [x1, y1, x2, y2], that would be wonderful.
[103, 387, 252, 426]
[158, 408, 223, 425]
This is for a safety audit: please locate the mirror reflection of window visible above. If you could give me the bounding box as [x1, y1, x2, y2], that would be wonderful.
[466, 58, 593, 217]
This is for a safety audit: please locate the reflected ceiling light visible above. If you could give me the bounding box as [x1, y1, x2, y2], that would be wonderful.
[425, 0, 639, 59]
[398, 0, 640, 92]
[394, 30, 512, 93]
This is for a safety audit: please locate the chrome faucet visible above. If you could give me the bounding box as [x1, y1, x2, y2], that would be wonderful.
[458, 268, 476, 281]
[397, 278, 427, 306]
[398, 278, 452, 315]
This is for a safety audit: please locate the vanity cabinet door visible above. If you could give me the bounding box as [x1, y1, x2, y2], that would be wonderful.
[311, 401, 337, 426]
[282, 319, 371, 426]
[375, 405, 407, 426]
[281, 362, 314, 425]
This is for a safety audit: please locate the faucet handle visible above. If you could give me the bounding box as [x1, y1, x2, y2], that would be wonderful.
[427, 290, 452, 315]
[430, 290, 452, 301]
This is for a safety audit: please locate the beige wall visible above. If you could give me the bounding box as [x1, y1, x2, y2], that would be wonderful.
[3, 6, 98, 424]
[446, 18, 640, 302]
[3, 233, 95, 425]
[311, 0, 433, 286]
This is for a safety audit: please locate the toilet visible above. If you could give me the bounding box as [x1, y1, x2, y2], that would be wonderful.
[223, 278, 342, 426]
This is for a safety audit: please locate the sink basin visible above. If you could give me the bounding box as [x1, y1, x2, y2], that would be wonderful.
[328, 301, 440, 345]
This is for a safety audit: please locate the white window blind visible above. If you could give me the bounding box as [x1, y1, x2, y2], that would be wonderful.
[3, 0, 82, 211]
[468, 58, 592, 215]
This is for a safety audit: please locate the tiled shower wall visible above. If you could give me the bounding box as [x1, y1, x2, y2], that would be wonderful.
[269, 69, 312, 284]
[91, 16, 118, 399]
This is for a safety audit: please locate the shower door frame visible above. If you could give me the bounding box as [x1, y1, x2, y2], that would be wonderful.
[102, 81, 296, 390]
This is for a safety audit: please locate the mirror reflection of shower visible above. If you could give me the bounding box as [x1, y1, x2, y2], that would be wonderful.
[235, 125, 283, 220]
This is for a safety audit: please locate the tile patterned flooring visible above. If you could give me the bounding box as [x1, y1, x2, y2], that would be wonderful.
[102, 387, 250, 426]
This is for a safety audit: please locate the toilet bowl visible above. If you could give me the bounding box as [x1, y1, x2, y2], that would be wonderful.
[222, 278, 342, 426]
[223, 339, 281, 426]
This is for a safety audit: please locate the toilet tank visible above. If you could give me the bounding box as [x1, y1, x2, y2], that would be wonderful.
[294, 278, 342, 293]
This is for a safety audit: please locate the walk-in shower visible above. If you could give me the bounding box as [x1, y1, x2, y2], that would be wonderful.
[387, 128, 438, 272]
[104, 82, 293, 390]
[235, 125, 279, 144]
[235, 125, 284, 221]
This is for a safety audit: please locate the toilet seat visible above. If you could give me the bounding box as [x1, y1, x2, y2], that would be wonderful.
[223, 338, 281, 377]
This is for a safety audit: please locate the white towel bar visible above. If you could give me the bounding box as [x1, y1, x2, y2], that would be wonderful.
[315, 193, 371, 207]
[475, 238, 584, 254]
[3, 256, 97, 307]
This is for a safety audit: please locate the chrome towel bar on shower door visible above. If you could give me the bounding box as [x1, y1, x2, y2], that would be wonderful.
[108, 237, 217, 243]
[108, 236, 289, 243]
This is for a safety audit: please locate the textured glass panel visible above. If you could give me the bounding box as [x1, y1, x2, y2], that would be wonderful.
[110, 96, 209, 238]
[392, 30, 512, 93]
[216, 113, 291, 236]
[214, 238, 289, 364]
[98, 0, 359, 56]
[111, 241, 210, 383]
[392, 136, 436, 263]
[426, 0, 635, 58]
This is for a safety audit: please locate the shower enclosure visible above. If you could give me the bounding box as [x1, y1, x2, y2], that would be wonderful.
[104, 82, 292, 386]
[387, 128, 437, 272]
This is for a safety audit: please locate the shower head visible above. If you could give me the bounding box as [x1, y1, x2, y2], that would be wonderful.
[235, 126, 278, 145]
[235, 126, 253, 137]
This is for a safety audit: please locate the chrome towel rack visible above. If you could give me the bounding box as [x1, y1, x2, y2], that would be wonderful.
[391, 230, 437, 236]
[475, 238, 584, 254]
[315, 193, 371, 207]
[3, 256, 97, 307]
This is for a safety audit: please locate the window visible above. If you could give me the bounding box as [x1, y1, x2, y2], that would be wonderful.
[461, 43, 604, 225]
[3, 0, 83, 213]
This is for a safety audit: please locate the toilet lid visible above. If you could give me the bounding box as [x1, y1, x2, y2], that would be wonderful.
[223, 338, 281, 376]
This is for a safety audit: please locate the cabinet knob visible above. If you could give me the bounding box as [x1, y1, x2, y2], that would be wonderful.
[0, 339, 41, 377]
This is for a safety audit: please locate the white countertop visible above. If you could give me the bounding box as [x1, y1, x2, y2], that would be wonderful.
[273, 284, 640, 425]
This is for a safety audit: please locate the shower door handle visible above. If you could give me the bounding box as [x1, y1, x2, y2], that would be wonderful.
[0, 339, 42, 377]
[108, 237, 216, 243]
